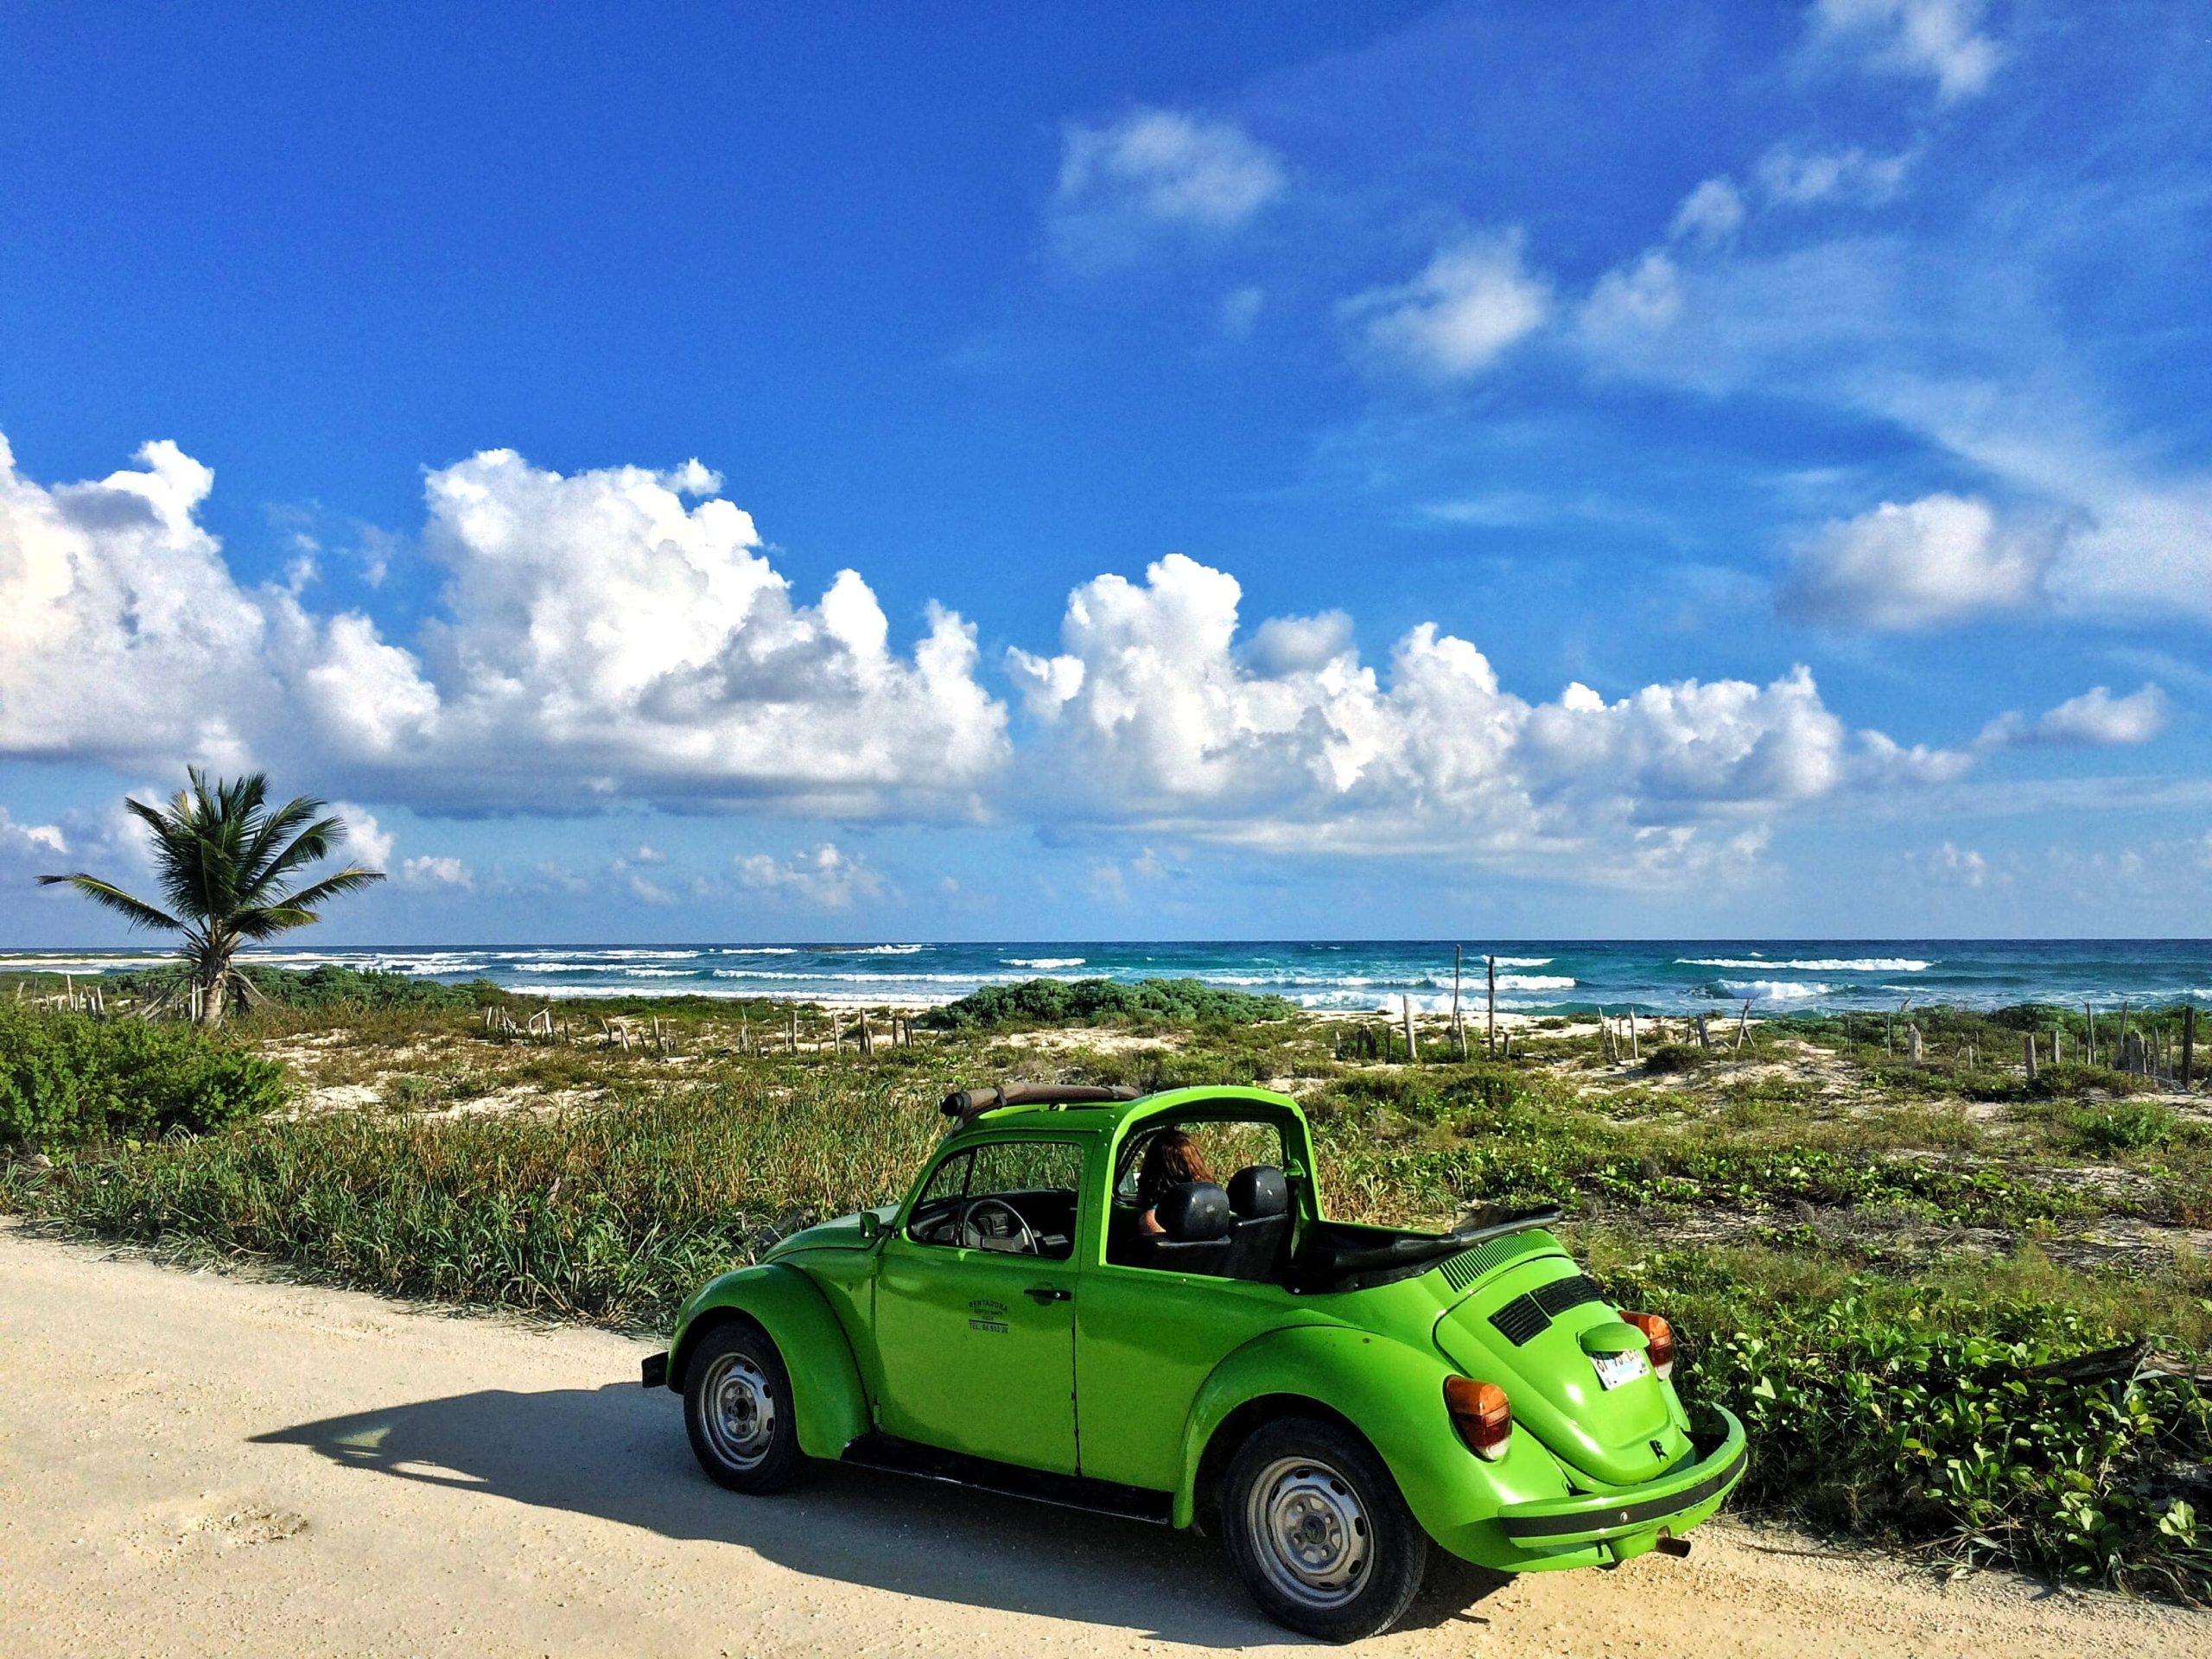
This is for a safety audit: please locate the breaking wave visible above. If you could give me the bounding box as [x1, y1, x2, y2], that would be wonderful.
[1716, 979, 1835, 1002]
[1680, 957, 1931, 972]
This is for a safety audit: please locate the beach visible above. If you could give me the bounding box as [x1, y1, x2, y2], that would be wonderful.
[4, 1220, 2203, 1659]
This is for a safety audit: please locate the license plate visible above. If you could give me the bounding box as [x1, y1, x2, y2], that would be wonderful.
[1592, 1350, 1649, 1390]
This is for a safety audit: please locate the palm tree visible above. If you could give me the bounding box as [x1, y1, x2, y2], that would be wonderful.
[38, 769, 385, 1027]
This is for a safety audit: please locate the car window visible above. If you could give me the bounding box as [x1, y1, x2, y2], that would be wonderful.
[1115, 1119, 1287, 1205]
[906, 1138, 1085, 1259]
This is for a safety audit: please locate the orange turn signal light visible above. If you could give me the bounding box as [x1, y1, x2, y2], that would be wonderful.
[1624, 1311, 1675, 1378]
[1443, 1376, 1513, 1461]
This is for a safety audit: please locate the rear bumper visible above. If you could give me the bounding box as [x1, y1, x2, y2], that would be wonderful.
[1497, 1408, 1747, 1549]
[641, 1351, 669, 1390]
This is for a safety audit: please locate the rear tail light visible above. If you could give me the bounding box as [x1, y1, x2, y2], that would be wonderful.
[1443, 1376, 1512, 1461]
[1624, 1312, 1675, 1379]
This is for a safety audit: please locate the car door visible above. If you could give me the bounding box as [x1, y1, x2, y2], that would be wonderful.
[872, 1135, 1085, 1473]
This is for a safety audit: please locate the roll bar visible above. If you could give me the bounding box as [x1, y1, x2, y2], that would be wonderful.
[939, 1084, 1141, 1126]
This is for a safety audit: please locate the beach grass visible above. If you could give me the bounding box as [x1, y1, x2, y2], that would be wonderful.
[3, 987, 2210, 1599]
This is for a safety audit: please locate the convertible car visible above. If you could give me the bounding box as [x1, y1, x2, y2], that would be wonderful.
[643, 1083, 1745, 1641]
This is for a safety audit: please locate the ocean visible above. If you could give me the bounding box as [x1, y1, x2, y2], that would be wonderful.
[5, 940, 2209, 1015]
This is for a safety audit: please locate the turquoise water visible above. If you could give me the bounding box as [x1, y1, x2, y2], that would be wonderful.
[6, 940, 2209, 1014]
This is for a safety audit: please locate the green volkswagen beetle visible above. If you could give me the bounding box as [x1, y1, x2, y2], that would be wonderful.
[643, 1084, 1745, 1641]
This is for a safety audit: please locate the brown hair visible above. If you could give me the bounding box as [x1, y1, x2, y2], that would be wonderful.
[1138, 1128, 1217, 1208]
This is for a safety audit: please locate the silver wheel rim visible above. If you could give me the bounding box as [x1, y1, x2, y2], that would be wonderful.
[701, 1355, 777, 1470]
[1246, 1454, 1372, 1610]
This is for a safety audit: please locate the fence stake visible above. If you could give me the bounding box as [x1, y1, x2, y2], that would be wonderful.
[2183, 1005, 2196, 1090]
[1485, 956, 1497, 1058]
[1450, 945, 1464, 1057]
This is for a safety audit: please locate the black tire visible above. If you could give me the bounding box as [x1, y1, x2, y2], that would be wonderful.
[682, 1324, 805, 1494]
[1220, 1416, 1428, 1643]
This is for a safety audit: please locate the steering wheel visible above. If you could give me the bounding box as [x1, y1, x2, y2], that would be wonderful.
[959, 1197, 1039, 1255]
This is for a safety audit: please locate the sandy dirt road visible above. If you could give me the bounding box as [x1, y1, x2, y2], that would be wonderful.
[2, 1223, 2205, 1659]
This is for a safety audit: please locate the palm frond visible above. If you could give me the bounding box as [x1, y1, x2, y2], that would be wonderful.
[34, 874, 183, 932]
[262, 865, 387, 916]
[238, 792, 326, 893]
[246, 813, 346, 901]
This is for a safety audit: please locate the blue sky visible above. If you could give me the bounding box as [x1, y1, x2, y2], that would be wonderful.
[2, 1, 2208, 944]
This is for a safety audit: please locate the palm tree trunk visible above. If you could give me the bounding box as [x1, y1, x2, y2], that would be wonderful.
[196, 950, 229, 1028]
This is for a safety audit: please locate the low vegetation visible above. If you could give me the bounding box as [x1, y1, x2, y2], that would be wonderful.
[924, 975, 1299, 1029]
[3, 987, 2209, 1599]
[0, 1004, 288, 1148]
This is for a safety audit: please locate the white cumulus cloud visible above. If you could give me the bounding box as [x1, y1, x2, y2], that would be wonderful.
[328, 802, 395, 872]
[1344, 232, 1553, 379]
[399, 854, 473, 891]
[1007, 554, 1964, 880]
[1979, 683, 2170, 749]
[0, 806, 68, 874]
[0, 435, 1010, 817]
[1781, 494, 2050, 630]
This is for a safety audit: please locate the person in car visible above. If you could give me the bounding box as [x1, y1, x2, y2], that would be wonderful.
[1135, 1129, 1217, 1236]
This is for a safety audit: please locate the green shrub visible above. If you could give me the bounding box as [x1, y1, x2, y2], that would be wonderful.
[104, 963, 496, 1013]
[2071, 1102, 2178, 1155]
[0, 1007, 288, 1148]
[923, 976, 1296, 1030]
[1662, 1291, 2212, 1600]
[1643, 1042, 1717, 1075]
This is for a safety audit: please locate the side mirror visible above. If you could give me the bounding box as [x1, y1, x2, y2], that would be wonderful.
[857, 1211, 883, 1242]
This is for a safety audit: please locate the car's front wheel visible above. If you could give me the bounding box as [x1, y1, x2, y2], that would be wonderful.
[683, 1324, 804, 1494]
[1221, 1416, 1428, 1643]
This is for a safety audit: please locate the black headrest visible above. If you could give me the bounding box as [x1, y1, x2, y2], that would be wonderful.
[1228, 1165, 1288, 1219]
[1157, 1181, 1230, 1243]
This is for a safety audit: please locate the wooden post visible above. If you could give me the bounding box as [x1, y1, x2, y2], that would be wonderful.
[2183, 1005, 2196, 1090]
[1695, 1014, 1710, 1050]
[859, 1010, 874, 1058]
[788, 1007, 798, 1053]
[2085, 1004, 2096, 1065]
[2024, 1033, 2037, 1079]
[1402, 995, 1419, 1063]
[1734, 1000, 1751, 1052]
[1907, 1023, 1923, 1062]
[1627, 1008, 1639, 1063]
[1450, 945, 1464, 1057]
[1486, 956, 1497, 1058]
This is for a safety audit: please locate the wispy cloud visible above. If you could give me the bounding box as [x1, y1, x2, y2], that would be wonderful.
[1809, 0, 2003, 103]
[1342, 231, 1552, 380]
[1051, 108, 1284, 265]
[734, 842, 885, 909]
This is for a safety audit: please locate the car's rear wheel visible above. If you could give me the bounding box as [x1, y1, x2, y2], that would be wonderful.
[1221, 1417, 1428, 1643]
[683, 1324, 804, 1494]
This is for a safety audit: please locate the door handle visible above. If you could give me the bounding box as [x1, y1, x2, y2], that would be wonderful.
[1024, 1285, 1072, 1303]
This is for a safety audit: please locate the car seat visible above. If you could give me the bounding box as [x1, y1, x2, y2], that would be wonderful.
[1126, 1180, 1234, 1274]
[1222, 1165, 1291, 1281]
